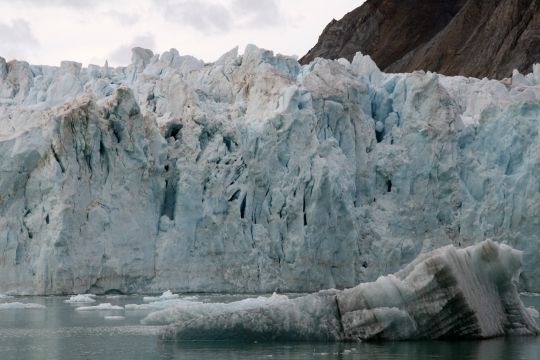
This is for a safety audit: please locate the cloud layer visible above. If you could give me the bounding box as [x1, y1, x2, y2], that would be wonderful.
[0, 0, 363, 66]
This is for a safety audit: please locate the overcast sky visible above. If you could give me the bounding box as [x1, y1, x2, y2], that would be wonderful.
[0, 0, 365, 66]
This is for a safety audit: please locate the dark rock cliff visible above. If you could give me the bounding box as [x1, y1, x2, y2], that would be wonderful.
[300, 0, 540, 79]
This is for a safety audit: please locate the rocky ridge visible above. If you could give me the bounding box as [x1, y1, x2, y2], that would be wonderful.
[300, 0, 540, 79]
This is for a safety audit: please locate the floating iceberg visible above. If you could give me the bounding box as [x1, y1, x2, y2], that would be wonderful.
[75, 303, 123, 311]
[156, 241, 539, 341]
[0, 302, 46, 310]
[65, 294, 97, 303]
[104, 315, 126, 320]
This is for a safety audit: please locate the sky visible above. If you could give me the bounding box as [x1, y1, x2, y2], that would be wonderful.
[0, 0, 365, 67]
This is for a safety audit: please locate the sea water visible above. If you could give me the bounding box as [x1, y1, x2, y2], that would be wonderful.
[0, 294, 538, 360]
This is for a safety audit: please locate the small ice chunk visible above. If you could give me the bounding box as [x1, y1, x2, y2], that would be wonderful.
[65, 294, 96, 303]
[143, 290, 179, 302]
[104, 315, 126, 320]
[0, 302, 46, 310]
[75, 303, 123, 311]
[0, 294, 13, 300]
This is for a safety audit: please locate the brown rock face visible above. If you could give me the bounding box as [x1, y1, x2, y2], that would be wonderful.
[300, 0, 540, 79]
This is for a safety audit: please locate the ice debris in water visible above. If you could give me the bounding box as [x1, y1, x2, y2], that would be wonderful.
[127, 293, 204, 311]
[65, 294, 97, 303]
[0, 302, 46, 310]
[143, 290, 179, 302]
[0, 294, 13, 300]
[75, 303, 123, 311]
[155, 241, 539, 341]
[104, 315, 126, 320]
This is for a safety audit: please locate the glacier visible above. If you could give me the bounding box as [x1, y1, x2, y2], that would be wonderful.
[152, 241, 539, 341]
[1, 46, 540, 295]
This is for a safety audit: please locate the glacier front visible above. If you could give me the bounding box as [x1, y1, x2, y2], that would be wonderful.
[151, 241, 539, 341]
[1, 46, 540, 294]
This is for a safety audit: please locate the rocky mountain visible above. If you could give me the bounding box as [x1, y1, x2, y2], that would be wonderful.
[300, 0, 540, 79]
[1, 46, 540, 295]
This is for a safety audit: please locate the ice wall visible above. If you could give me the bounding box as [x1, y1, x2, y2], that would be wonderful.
[1, 46, 540, 294]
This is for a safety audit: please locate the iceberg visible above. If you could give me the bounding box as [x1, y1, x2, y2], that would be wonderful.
[154, 241, 538, 341]
[1, 45, 540, 295]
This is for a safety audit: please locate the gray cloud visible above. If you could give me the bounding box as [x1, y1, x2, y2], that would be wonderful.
[108, 33, 156, 65]
[153, 0, 284, 34]
[154, 0, 232, 34]
[0, 19, 39, 60]
[231, 0, 282, 27]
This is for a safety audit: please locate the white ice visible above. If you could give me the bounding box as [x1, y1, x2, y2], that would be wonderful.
[2, 45, 540, 296]
[142, 292, 289, 325]
[65, 294, 97, 303]
[75, 303, 123, 311]
[142, 290, 179, 302]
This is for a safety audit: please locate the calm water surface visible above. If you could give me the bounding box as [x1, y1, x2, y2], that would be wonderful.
[0, 294, 538, 360]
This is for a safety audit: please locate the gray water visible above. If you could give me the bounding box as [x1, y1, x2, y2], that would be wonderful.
[0, 294, 539, 360]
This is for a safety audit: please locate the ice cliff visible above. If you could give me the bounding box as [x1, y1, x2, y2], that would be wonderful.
[152, 241, 540, 341]
[1, 46, 540, 295]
